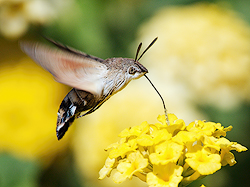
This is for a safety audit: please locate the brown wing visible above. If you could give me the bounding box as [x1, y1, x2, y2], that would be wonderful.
[20, 41, 107, 96]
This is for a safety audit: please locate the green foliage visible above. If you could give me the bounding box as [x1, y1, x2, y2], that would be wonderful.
[0, 154, 40, 187]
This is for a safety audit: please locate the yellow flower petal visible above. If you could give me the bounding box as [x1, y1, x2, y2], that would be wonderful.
[166, 119, 186, 136]
[231, 142, 248, 152]
[187, 120, 216, 137]
[182, 171, 202, 186]
[149, 141, 184, 165]
[186, 149, 221, 175]
[172, 131, 197, 145]
[99, 157, 116, 179]
[213, 125, 233, 138]
[220, 150, 236, 166]
[109, 139, 137, 158]
[136, 128, 171, 146]
[136, 134, 154, 146]
[112, 151, 148, 183]
[147, 163, 183, 187]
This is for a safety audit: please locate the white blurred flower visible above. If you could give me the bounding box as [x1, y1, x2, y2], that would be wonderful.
[0, 0, 70, 39]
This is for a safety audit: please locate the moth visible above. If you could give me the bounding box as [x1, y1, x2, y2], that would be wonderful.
[20, 37, 168, 140]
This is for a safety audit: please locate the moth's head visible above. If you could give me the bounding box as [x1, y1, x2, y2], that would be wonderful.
[125, 58, 148, 80]
[123, 37, 157, 80]
[101, 57, 147, 95]
[105, 57, 148, 80]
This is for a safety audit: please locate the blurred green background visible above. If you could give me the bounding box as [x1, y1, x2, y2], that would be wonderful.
[0, 0, 249, 187]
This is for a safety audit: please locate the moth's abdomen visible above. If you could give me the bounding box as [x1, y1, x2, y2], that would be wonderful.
[56, 88, 95, 140]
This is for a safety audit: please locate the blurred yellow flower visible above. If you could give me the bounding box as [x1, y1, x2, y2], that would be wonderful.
[0, 0, 69, 39]
[99, 114, 247, 186]
[0, 57, 70, 163]
[137, 3, 250, 109]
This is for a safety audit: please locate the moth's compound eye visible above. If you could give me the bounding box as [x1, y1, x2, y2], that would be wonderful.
[128, 67, 137, 74]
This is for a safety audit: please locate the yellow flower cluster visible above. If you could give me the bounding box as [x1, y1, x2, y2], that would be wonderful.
[99, 114, 247, 187]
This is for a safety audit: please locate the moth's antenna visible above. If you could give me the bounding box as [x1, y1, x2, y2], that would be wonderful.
[137, 37, 158, 61]
[135, 42, 142, 61]
[136, 37, 169, 124]
[144, 74, 170, 125]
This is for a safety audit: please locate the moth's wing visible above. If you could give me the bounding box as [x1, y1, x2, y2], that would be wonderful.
[44, 38, 105, 63]
[20, 41, 107, 95]
[56, 88, 96, 140]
